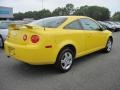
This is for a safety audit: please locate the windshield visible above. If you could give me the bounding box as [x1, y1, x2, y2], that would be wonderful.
[0, 21, 12, 29]
[29, 16, 67, 28]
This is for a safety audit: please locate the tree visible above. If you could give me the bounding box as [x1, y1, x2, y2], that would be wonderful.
[65, 4, 74, 15]
[24, 11, 34, 18]
[73, 5, 88, 15]
[73, 5, 110, 21]
[14, 9, 51, 20]
[37, 9, 52, 19]
[52, 7, 68, 16]
[112, 12, 120, 21]
[52, 4, 74, 16]
[13, 4, 112, 21]
[14, 12, 24, 20]
[87, 6, 110, 21]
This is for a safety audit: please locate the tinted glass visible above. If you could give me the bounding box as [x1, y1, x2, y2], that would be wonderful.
[80, 19, 100, 30]
[29, 16, 67, 28]
[64, 20, 82, 30]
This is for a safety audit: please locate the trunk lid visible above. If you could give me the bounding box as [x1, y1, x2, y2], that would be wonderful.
[7, 24, 44, 45]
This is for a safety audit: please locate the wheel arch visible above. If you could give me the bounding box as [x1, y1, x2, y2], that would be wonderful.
[109, 36, 113, 43]
[55, 43, 77, 63]
[59, 44, 76, 57]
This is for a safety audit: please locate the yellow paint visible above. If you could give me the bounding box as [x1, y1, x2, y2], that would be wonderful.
[4, 16, 112, 65]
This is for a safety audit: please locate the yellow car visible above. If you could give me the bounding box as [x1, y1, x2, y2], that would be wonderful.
[5, 16, 113, 72]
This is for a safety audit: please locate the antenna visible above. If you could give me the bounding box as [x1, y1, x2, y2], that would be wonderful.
[42, 0, 45, 30]
[42, 0, 43, 10]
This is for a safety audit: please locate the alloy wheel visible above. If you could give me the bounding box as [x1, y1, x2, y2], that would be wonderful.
[61, 52, 73, 70]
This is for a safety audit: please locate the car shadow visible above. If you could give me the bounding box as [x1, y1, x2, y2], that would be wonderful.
[12, 62, 61, 76]
[73, 50, 104, 65]
[11, 50, 105, 78]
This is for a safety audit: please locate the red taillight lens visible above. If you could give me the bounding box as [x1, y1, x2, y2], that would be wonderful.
[23, 34, 27, 41]
[31, 35, 39, 43]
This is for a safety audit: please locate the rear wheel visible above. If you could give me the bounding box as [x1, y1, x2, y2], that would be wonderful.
[0, 36, 4, 49]
[55, 48, 74, 72]
[103, 38, 113, 53]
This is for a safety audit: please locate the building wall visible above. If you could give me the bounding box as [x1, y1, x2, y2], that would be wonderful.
[0, 6, 13, 19]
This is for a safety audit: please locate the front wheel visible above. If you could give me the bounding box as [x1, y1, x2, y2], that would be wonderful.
[55, 48, 74, 73]
[103, 38, 113, 53]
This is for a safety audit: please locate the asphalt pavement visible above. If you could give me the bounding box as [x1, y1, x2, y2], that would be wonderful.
[0, 32, 120, 90]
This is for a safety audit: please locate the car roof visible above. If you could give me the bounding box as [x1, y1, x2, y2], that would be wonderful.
[53, 16, 93, 28]
[54, 16, 90, 19]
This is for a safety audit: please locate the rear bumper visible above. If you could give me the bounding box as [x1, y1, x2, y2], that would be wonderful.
[5, 41, 57, 65]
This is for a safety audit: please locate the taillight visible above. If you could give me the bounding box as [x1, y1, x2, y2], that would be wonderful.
[31, 35, 39, 43]
[23, 34, 27, 41]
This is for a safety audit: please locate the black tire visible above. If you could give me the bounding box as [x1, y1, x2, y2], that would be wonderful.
[103, 38, 113, 53]
[114, 29, 118, 32]
[0, 36, 4, 49]
[55, 48, 74, 73]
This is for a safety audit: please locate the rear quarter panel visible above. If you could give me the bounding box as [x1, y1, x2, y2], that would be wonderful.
[44, 29, 85, 59]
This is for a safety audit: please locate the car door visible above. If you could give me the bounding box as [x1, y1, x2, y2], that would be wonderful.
[64, 20, 86, 55]
[79, 18, 107, 51]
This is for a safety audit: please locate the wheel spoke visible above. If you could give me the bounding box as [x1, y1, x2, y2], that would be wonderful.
[64, 53, 69, 59]
[63, 62, 68, 69]
[107, 40, 112, 51]
[68, 54, 72, 60]
[61, 59, 65, 64]
[61, 51, 73, 70]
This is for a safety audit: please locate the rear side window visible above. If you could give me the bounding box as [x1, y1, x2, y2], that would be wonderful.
[64, 20, 82, 30]
[29, 16, 67, 28]
[79, 19, 100, 30]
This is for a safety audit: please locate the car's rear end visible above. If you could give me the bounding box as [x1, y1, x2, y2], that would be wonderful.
[5, 16, 69, 65]
[5, 24, 57, 65]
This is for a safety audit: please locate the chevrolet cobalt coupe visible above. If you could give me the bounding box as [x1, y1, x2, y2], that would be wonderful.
[5, 16, 113, 72]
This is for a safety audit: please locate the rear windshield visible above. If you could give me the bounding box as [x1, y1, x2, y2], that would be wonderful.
[29, 16, 67, 28]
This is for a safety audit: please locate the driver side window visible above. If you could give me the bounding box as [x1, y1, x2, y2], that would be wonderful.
[79, 18, 100, 30]
[64, 20, 82, 30]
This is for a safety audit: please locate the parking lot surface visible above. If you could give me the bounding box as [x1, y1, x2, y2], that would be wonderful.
[0, 32, 120, 90]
